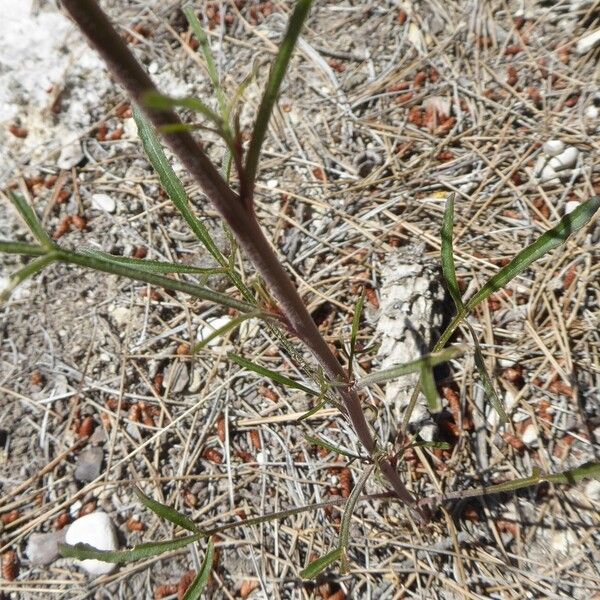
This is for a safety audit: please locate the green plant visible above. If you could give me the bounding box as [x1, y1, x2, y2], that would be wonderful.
[1, 0, 599, 589]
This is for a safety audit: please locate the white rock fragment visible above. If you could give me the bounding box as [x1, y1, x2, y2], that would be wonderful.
[542, 140, 565, 157]
[109, 306, 130, 328]
[64, 512, 118, 576]
[196, 316, 232, 348]
[521, 423, 538, 445]
[91, 193, 116, 213]
[564, 200, 580, 215]
[576, 28, 600, 54]
[584, 105, 599, 120]
[548, 146, 579, 171]
[256, 451, 267, 466]
[122, 117, 138, 139]
[26, 530, 67, 566]
[584, 479, 600, 502]
[538, 164, 560, 184]
[57, 140, 84, 170]
[266, 179, 279, 189]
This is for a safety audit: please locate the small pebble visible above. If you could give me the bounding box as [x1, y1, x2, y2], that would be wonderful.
[548, 146, 579, 171]
[550, 530, 577, 555]
[584, 479, 600, 502]
[74, 447, 104, 482]
[542, 140, 565, 157]
[57, 141, 84, 170]
[564, 200, 580, 215]
[64, 512, 118, 576]
[521, 423, 537, 445]
[576, 29, 600, 54]
[26, 530, 68, 566]
[584, 105, 599, 120]
[196, 316, 232, 348]
[256, 451, 267, 466]
[91, 193, 116, 213]
[538, 164, 559, 184]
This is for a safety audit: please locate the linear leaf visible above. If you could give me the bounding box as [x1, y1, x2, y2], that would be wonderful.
[466, 196, 600, 312]
[420, 364, 441, 413]
[7, 192, 54, 248]
[59, 533, 201, 563]
[244, 0, 315, 197]
[304, 435, 364, 460]
[440, 193, 462, 308]
[133, 105, 226, 265]
[357, 346, 465, 388]
[80, 249, 227, 276]
[0, 240, 47, 257]
[193, 312, 261, 352]
[440, 195, 507, 423]
[228, 352, 319, 396]
[56, 248, 255, 313]
[1, 253, 57, 302]
[142, 91, 223, 126]
[182, 539, 215, 600]
[133, 486, 199, 532]
[183, 6, 227, 116]
[348, 289, 365, 380]
[299, 547, 342, 580]
[338, 465, 373, 573]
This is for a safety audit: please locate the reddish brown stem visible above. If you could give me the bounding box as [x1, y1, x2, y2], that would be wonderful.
[60, 0, 425, 522]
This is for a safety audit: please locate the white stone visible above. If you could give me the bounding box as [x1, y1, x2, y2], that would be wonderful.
[419, 423, 436, 443]
[584, 479, 600, 501]
[256, 451, 267, 466]
[548, 146, 579, 171]
[57, 140, 84, 170]
[576, 29, 600, 54]
[26, 530, 67, 566]
[91, 193, 116, 213]
[110, 306, 130, 327]
[542, 140, 565, 157]
[148, 61, 159, 74]
[538, 164, 559, 184]
[585, 106, 599, 122]
[123, 117, 138, 139]
[266, 179, 278, 189]
[196, 316, 232, 348]
[521, 423, 537, 445]
[64, 512, 118, 576]
[564, 200, 580, 215]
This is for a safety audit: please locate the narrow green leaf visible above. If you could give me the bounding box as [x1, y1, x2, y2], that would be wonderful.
[244, 0, 315, 197]
[299, 547, 342, 580]
[182, 539, 215, 600]
[133, 105, 226, 266]
[0, 240, 47, 257]
[1, 253, 57, 302]
[56, 248, 255, 313]
[297, 395, 329, 421]
[440, 193, 507, 422]
[59, 533, 201, 563]
[468, 322, 508, 423]
[466, 196, 600, 313]
[357, 346, 465, 388]
[133, 486, 199, 532]
[409, 440, 451, 450]
[7, 192, 54, 249]
[183, 6, 227, 117]
[440, 193, 462, 308]
[420, 365, 441, 413]
[142, 91, 223, 126]
[545, 461, 600, 485]
[228, 352, 319, 396]
[192, 311, 261, 352]
[338, 465, 373, 573]
[80, 249, 227, 276]
[348, 289, 365, 380]
[304, 436, 363, 460]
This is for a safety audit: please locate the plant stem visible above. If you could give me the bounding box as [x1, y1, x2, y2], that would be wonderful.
[60, 0, 423, 521]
